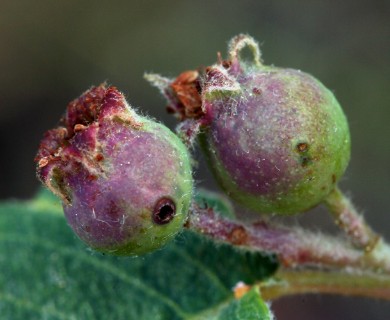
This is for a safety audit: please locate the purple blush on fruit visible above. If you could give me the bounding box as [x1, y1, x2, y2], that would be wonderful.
[35, 84, 193, 255]
[146, 35, 350, 214]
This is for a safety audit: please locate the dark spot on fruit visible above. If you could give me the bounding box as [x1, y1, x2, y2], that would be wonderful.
[300, 156, 312, 167]
[252, 87, 262, 95]
[296, 142, 309, 153]
[95, 153, 104, 162]
[222, 60, 232, 69]
[87, 174, 98, 181]
[153, 198, 176, 225]
[217, 51, 232, 69]
[296, 143, 312, 167]
[332, 174, 337, 184]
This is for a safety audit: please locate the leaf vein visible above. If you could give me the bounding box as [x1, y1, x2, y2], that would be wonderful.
[0, 233, 189, 318]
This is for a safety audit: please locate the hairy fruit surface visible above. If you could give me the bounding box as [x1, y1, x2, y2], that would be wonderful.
[35, 85, 193, 255]
[147, 35, 350, 214]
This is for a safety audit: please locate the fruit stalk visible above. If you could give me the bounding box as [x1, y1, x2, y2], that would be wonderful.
[259, 269, 390, 301]
[324, 187, 379, 251]
[186, 201, 390, 273]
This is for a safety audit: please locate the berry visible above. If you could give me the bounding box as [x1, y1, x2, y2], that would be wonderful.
[146, 35, 350, 214]
[35, 84, 193, 255]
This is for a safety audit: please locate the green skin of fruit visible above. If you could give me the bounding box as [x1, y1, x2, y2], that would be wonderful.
[200, 63, 351, 214]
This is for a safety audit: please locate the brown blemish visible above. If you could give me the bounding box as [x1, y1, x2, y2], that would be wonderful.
[295, 142, 312, 167]
[229, 226, 248, 245]
[38, 157, 49, 168]
[222, 60, 232, 69]
[332, 174, 337, 184]
[95, 154, 104, 162]
[74, 124, 88, 132]
[216, 52, 232, 69]
[87, 174, 98, 182]
[296, 142, 309, 153]
[252, 87, 262, 95]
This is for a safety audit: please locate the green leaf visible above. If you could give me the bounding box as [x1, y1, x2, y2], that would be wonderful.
[194, 188, 236, 218]
[216, 288, 273, 320]
[190, 287, 273, 320]
[0, 190, 277, 320]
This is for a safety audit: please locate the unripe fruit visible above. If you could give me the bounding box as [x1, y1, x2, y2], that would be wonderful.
[35, 85, 193, 255]
[147, 35, 350, 214]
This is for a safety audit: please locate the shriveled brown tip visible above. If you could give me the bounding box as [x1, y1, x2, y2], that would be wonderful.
[170, 70, 203, 120]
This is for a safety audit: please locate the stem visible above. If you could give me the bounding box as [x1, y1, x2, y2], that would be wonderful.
[324, 187, 380, 251]
[186, 203, 390, 273]
[228, 34, 262, 67]
[259, 269, 390, 301]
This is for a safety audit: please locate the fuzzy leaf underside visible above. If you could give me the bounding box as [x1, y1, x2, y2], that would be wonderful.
[0, 190, 277, 319]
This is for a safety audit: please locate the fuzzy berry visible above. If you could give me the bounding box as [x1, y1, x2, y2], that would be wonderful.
[35, 84, 193, 255]
[146, 35, 350, 214]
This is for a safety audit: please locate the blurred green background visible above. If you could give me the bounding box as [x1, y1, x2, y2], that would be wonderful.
[0, 0, 389, 318]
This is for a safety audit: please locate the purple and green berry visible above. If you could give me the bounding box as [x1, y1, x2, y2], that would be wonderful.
[146, 34, 351, 214]
[35, 84, 193, 255]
